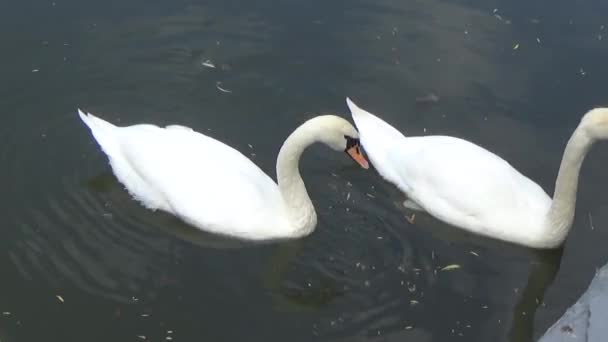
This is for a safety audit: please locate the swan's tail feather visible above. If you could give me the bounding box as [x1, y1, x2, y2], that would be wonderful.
[78, 109, 120, 157]
[345, 97, 407, 142]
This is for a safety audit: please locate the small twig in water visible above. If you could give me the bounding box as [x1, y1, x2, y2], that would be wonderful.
[588, 212, 595, 230]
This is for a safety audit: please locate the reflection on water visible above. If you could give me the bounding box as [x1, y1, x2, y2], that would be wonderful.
[0, 0, 607, 340]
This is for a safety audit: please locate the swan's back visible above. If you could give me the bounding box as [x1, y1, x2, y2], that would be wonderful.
[79, 110, 288, 239]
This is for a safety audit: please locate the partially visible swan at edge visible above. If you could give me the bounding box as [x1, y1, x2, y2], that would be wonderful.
[346, 97, 608, 249]
[78, 110, 369, 241]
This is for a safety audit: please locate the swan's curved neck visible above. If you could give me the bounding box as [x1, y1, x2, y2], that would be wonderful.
[544, 126, 593, 243]
[276, 121, 320, 235]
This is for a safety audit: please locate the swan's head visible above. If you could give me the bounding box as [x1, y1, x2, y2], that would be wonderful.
[306, 115, 369, 169]
[582, 108, 608, 139]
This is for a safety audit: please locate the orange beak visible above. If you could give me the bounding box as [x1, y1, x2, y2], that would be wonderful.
[346, 145, 369, 169]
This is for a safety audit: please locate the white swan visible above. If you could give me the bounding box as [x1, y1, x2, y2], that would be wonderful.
[346, 98, 608, 249]
[78, 110, 369, 241]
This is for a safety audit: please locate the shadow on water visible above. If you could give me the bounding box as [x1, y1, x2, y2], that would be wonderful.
[509, 247, 563, 342]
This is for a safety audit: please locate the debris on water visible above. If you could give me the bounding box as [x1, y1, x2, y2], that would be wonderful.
[410, 300, 419, 306]
[201, 60, 216, 68]
[32, 69, 39, 73]
[513, 43, 520, 50]
[2, 312, 11, 315]
[165, 337, 173, 341]
[579, 68, 586, 76]
[440, 264, 461, 271]
[589, 212, 595, 230]
[536, 37, 541, 44]
[405, 213, 416, 224]
[365, 193, 375, 198]
[404, 325, 414, 330]
[415, 93, 439, 104]
[346, 192, 351, 201]
[469, 251, 479, 257]
[247, 144, 253, 149]
[561, 325, 574, 333]
[140, 313, 150, 317]
[481, 305, 488, 309]
[137, 336, 147, 340]
[215, 82, 232, 93]
[56, 295, 64, 303]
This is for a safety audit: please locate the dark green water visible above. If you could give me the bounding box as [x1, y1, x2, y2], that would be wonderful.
[1, 0, 608, 341]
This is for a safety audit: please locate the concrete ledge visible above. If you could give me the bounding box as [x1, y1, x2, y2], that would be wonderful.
[539, 262, 608, 342]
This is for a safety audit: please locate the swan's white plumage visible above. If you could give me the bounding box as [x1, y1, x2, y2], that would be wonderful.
[79, 110, 290, 240]
[346, 99, 555, 247]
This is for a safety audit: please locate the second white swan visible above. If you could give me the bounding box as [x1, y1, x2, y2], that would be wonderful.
[79, 110, 368, 241]
[347, 98, 608, 249]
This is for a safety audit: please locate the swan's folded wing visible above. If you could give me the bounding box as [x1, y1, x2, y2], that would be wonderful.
[401, 136, 551, 233]
[116, 125, 286, 237]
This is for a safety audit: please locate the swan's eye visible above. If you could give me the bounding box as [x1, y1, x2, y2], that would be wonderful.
[344, 135, 359, 151]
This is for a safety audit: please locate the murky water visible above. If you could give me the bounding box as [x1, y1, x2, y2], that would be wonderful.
[1, 0, 608, 341]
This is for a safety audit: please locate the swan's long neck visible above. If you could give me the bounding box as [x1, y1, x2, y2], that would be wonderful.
[544, 126, 593, 244]
[276, 121, 320, 235]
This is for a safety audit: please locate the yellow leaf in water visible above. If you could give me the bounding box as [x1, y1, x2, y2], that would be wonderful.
[440, 264, 461, 271]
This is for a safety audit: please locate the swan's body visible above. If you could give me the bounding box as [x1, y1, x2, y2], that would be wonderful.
[347, 98, 608, 248]
[78, 110, 367, 241]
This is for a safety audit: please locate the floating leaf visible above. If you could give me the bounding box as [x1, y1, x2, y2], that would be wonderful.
[56, 295, 64, 303]
[440, 264, 461, 271]
[215, 82, 232, 93]
[201, 60, 216, 68]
